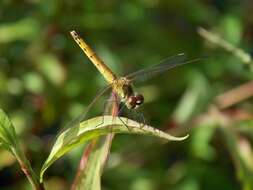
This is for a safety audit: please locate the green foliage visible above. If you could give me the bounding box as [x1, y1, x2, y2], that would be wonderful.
[0, 109, 19, 151]
[0, 109, 43, 189]
[40, 116, 188, 183]
[1, 0, 253, 189]
[0, 18, 39, 43]
[72, 135, 114, 190]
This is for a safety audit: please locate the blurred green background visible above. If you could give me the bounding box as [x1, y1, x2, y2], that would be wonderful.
[1, 0, 253, 189]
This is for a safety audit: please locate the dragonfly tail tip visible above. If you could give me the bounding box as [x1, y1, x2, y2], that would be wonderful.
[70, 30, 77, 36]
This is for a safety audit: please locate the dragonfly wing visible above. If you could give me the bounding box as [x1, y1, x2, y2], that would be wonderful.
[63, 85, 111, 130]
[125, 53, 188, 82]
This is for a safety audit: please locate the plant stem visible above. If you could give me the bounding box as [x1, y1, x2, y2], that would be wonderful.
[13, 148, 45, 190]
[198, 27, 252, 65]
[70, 141, 96, 190]
[71, 91, 119, 189]
[215, 81, 253, 109]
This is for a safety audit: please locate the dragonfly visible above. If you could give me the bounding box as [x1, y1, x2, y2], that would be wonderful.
[69, 30, 200, 126]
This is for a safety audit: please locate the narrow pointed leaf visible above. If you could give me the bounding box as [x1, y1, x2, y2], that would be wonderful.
[40, 116, 188, 182]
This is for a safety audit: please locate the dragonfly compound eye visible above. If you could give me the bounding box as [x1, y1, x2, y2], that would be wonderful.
[127, 96, 137, 109]
[135, 94, 144, 106]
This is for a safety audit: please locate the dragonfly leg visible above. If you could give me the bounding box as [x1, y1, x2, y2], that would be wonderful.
[139, 112, 146, 129]
[117, 103, 133, 131]
[118, 116, 132, 132]
[104, 98, 133, 131]
[94, 114, 105, 128]
[133, 109, 146, 129]
[94, 98, 119, 130]
[118, 102, 126, 116]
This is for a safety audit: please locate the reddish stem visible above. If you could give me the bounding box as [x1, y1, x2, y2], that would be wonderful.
[71, 91, 119, 189]
[15, 153, 45, 190]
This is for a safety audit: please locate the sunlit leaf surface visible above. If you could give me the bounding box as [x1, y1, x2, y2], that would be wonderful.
[40, 116, 188, 182]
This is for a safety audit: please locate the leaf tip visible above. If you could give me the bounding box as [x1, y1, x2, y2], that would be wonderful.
[39, 168, 45, 183]
[180, 134, 189, 140]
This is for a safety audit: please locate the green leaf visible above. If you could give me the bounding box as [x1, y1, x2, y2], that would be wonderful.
[219, 14, 242, 45]
[40, 116, 188, 182]
[173, 71, 209, 123]
[73, 136, 113, 190]
[0, 18, 40, 43]
[37, 54, 66, 86]
[190, 123, 216, 161]
[0, 109, 43, 189]
[221, 126, 253, 190]
[0, 109, 18, 150]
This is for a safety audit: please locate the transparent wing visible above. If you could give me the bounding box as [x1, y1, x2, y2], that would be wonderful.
[125, 53, 200, 83]
[125, 53, 185, 82]
[62, 85, 111, 130]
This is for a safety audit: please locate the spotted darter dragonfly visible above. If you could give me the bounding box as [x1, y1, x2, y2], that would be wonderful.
[69, 31, 200, 127]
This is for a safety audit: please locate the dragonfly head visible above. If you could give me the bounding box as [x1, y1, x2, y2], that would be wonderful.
[127, 94, 144, 109]
[120, 81, 144, 109]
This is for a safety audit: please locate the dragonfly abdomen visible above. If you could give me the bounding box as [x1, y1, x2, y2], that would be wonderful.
[70, 31, 117, 84]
